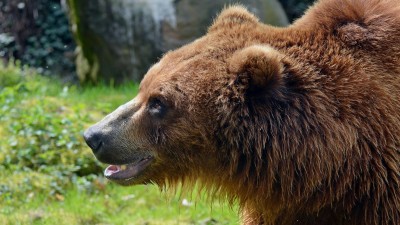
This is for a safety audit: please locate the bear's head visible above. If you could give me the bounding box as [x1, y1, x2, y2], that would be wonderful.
[84, 6, 289, 188]
[83, 1, 400, 224]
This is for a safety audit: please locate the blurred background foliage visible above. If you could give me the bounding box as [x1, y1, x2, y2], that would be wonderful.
[0, 61, 104, 201]
[0, 0, 75, 78]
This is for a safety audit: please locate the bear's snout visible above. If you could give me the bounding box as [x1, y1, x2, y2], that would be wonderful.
[83, 124, 128, 164]
[83, 126, 104, 154]
[83, 124, 121, 164]
[83, 98, 148, 165]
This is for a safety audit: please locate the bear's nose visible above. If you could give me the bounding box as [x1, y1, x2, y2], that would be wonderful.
[83, 127, 103, 154]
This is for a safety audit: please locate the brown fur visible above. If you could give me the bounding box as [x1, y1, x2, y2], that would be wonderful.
[85, 0, 400, 224]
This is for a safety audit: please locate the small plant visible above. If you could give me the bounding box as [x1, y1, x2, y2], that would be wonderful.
[0, 60, 25, 88]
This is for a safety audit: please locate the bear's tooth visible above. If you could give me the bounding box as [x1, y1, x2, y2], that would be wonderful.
[120, 165, 127, 171]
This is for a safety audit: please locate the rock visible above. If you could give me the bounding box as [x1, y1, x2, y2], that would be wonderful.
[66, 0, 289, 83]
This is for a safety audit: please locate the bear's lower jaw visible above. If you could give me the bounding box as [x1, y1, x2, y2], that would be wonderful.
[104, 156, 154, 183]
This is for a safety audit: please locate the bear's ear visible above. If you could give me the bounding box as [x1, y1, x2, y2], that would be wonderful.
[209, 6, 259, 33]
[228, 45, 284, 95]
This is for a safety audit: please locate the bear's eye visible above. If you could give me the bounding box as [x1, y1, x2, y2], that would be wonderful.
[148, 98, 166, 117]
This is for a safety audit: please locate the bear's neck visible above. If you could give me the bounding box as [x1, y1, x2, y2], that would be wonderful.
[213, 91, 397, 225]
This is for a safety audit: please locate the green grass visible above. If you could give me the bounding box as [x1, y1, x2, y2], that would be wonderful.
[0, 63, 239, 225]
[1, 180, 238, 225]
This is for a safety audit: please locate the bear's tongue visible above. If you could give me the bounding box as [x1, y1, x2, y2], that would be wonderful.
[103, 157, 153, 180]
[104, 164, 141, 180]
[104, 165, 121, 176]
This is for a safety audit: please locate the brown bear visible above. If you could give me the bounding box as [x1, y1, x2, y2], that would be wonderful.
[83, 0, 400, 224]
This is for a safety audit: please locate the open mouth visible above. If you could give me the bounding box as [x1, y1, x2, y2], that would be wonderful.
[104, 156, 154, 181]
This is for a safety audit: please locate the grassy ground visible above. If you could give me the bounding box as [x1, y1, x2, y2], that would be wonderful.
[0, 63, 239, 225]
[1, 182, 238, 225]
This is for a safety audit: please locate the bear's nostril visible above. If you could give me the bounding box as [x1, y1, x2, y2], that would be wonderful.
[91, 140, 103, 152]
[83, 128, 103, 153]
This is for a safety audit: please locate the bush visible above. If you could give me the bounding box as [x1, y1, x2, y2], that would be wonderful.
[0, 0, 75, 77]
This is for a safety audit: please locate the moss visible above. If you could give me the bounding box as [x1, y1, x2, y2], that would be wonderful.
[66, 0, 100, 83]
[75, 46, 89, 82]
